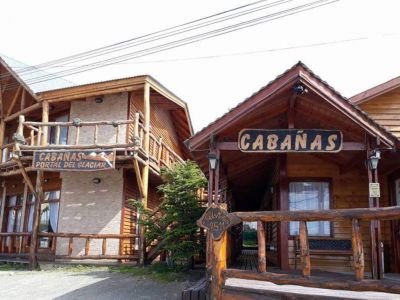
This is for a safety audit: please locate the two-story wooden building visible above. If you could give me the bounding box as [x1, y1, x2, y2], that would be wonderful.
[0, 56, 192, 267]
[187, 62, 400, 299]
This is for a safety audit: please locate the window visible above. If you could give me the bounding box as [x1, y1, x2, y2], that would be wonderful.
[27, 191, 61, 248]
[289, 181, 331, 236]
[49, 115, 69, 145]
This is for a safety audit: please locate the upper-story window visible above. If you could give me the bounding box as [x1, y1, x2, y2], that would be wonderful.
[49, 115, 69, 145]
[289, 181, 331, 236]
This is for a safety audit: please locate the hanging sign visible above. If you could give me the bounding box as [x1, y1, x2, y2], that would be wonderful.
[197, 204, 241, 240]
[369, 183, 381, 198]
[32, 150, 116, 171]
[238, 129, 342, 153]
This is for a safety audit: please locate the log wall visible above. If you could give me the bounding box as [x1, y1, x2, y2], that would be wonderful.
[285, 154, 391, 273]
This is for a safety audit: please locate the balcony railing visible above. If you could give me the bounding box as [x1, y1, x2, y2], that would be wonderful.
[3, 113, 183, 172]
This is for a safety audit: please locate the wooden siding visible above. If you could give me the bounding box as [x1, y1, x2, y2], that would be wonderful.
[359, 87, 400, 138]
[129, 92, 183, 157]
[285, 154, 391, 273]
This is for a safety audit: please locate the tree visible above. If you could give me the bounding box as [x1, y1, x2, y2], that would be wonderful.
[132, 161, 206, 268]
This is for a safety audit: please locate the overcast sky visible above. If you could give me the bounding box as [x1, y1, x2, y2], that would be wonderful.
[1, 0, 399, 132]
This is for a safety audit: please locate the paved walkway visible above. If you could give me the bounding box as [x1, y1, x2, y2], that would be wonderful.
[0, 269, 189, 300]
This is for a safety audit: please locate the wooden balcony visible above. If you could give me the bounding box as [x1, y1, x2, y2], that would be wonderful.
[0, 113, 184, 176]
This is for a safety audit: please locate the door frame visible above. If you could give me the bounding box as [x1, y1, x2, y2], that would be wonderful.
[388, 170, 400, 273]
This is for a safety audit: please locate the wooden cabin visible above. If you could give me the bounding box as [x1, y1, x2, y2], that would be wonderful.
[0, 56, 192, 266]
[186, 62, 400, 299]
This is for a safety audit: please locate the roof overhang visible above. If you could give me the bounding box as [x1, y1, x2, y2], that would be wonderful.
[186, 62, 397, 151]
[350, 76, 400, 105]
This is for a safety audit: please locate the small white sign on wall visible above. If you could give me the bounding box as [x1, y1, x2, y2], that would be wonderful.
[369, 183, 381, 198]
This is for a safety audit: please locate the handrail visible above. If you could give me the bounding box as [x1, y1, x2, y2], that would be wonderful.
[233, 206, 400, 222]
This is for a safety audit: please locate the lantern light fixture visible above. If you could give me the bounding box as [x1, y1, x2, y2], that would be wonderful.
[207, 152, 218, 171]
[368, 149, 381, 171]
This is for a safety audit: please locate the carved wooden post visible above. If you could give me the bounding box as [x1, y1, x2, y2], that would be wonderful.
[299, 221, 311, 278]
[257, 220, 267, 273]
[351, 218, 365, 281]
[210, 232, 227, 300]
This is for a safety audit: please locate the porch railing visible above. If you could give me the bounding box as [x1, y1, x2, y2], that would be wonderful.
[0, 232, 139, 261]
[208, 206, 400, 298]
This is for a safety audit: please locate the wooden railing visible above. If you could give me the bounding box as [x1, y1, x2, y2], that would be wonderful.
[38, 232, 139, 260]
[10, 114, 184, 171]
[208, 206, 400, 298]
[0, 232, 32, 256]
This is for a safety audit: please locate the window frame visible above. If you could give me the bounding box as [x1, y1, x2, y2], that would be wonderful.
[288, 177, 333, 238]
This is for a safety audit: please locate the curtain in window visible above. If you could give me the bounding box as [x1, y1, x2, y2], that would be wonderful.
[289, 182, 330, 236]
[27, 204, 34, 232]
[49, 202, 59, 232]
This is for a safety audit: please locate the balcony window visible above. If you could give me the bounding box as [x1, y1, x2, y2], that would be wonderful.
[49, 115, 69, 145]
[289, 181, 331, 236]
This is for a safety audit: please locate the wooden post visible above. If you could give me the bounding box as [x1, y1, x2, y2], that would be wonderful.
[30, 171, 44, 268]
[41, 101, 49, 146]
[351, 218, 365, 281]
[278, 155, 289, 270]
[299, 221, 311, 278]
[373, 168, 384, 279]
[210, 231, 227, 300]
[0, 120, 5, 162]
[214, 149, 220, 204]
[257, 220, 267, 273]
[139, 82, 151, 265]
[0, 182, 6, 233]
[19, 183, 29, 251]
[21, 89, 26, 111]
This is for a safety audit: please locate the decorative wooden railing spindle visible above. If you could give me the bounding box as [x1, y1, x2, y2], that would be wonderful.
[94, 125, 98, 145]
[299, 221, 311, 278]
[37, 126, 42, 146]
[351, 218, 365, 281]
[75, 126, 80, 145]
[257, 220, 267, 273]
[68, 237, 74, 256]
[55, 126, 60, 145]
[115, 124, 120, 143]
[85, 238, 90, 256]
[102, 238, 107, 255]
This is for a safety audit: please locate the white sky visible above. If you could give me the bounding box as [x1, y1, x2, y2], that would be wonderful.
[1, 0, 400, 132]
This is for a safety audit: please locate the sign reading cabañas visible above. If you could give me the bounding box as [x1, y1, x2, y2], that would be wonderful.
[238, 129, 342, 153]
[33, 150, 116, 171]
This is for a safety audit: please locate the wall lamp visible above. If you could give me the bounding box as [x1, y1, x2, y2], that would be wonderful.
[207, 152, 218, 171]
[92, 177, 101, 184]
[368, 149, 381, 171]
[95, 97, 103, 104]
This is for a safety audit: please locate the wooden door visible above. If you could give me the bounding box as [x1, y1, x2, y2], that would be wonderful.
[390, 175, 400, 273]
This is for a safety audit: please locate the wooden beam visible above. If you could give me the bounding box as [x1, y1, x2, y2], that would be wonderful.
[216, 141, 366, 151]
[0, 182, 6, 232]
[6, 86, 22, 117]
[132, 159, 145, 198]
[287, 94, 297, 129]
[5, 102, 42, 122]
[0, 82, 3, 119]
[20, 89, 26, 111]
[12, 156, 37, 198]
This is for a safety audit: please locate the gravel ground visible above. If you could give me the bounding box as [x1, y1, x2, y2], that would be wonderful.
[0, 269, 193, 300]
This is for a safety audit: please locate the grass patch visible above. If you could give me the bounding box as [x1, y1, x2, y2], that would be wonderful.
[0, 263, 29, 271]
[46, 264, 109, 273]
[110, 262, 188, 282]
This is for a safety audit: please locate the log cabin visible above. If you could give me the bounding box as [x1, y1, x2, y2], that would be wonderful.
[186, 62, 400, 299]
[0, 56, 193, 267]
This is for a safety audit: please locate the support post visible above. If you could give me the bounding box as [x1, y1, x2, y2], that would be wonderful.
[351, 218, 365, 281]
[30, 171, 44, 268]
[0, 182, 6, 232]
[299, 221, 311, 278]
[257, 220, 267, 273]
[0, 120, 4, 162]
[210, 231, 227, 300]
[41, 101, 49, 146]
[139, 82, 150, 265]
[278, 155, 289, 270]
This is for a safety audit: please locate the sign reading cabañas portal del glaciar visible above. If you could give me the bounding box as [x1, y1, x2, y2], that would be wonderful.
[238, 129, 342, 153]
[33, 150, 116, 171]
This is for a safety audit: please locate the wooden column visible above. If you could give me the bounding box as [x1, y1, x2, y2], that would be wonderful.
[30, 171, 44, 268]
[0, 120, 4, 162]
[278, 155, 289, 270]
[214, 149, 220, 204]
[210, 231, 227, 300]
[299, 221, 311, 278]
[373, 169, 384, 279]
[20, 183, 28, 232]
[0, 182, 6, 232]
[41, 101, 49, 146]
[351, 218, 365, 281]
[257, 220, 266, 273]
[139, 82, 150, 265]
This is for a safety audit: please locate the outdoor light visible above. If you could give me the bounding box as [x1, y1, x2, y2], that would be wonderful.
[95, 97, 103, 104]
[368, 149, 381, 171]
[92, 177, 101, 184]
[207, 152, 218, 170]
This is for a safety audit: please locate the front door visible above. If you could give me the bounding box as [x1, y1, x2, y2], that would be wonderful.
[390, 175, 400, 273]
[2, 194, 23, 253]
